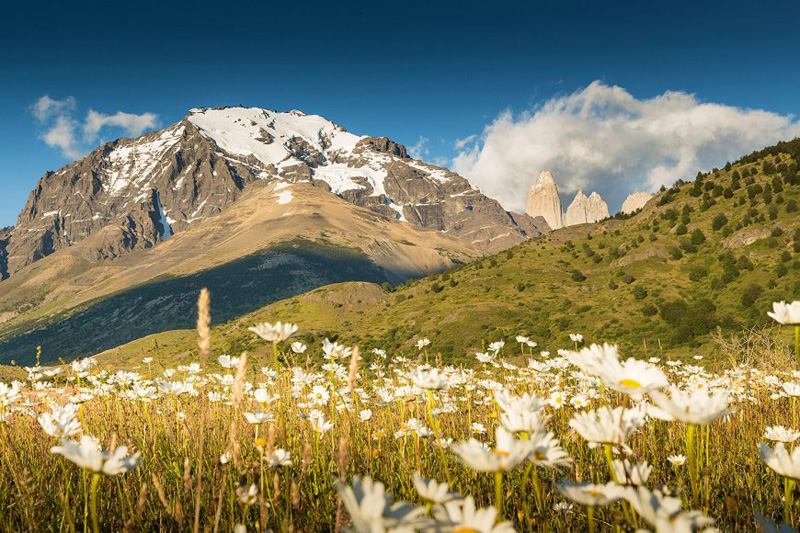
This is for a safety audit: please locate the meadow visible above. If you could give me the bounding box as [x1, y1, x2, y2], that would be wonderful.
[1, 290, 800, 532]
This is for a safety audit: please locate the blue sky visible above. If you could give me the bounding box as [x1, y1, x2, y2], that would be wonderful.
[1, 0, 799, 225]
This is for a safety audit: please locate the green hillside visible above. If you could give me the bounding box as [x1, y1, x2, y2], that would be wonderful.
[6, 138, 800, 371]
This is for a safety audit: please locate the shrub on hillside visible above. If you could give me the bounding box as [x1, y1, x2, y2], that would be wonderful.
[736, 255, 754, 270]
[658, 298, 718, 345]
[688, 265, 709, 281]
[741, 284, 762, 308]
[570, 269, 586, 282]
[711, 214, 728, 231]
[641, 304, 658, 316]
[721, 263, 740, 284]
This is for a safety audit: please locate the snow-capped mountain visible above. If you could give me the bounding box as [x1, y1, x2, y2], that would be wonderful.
[2, 106, 547, 278]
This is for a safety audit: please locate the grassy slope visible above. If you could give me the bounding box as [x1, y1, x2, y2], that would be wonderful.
[5, 139, 800, 373]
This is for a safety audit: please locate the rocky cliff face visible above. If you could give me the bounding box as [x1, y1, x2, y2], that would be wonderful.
[0, 227, 10, 279]
[621, 191, 653, 214]
[564, 190, 610, 226]
[3, 106, 547, 277]
[525, 171, 562, 230]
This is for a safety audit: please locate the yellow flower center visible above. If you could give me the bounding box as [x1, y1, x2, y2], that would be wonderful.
[493, 450, 509, 456]
[619, 379, 642, 389]
[453, 529, 480, 533]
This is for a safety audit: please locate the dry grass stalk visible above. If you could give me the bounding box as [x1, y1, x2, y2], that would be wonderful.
[197, 288, 212, 367]
[713, 324, 793, 371]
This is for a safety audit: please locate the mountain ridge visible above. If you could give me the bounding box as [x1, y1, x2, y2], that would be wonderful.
[2, 106, 547, 279]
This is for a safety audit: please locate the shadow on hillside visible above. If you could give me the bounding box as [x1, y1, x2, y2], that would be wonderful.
[0, 239, 397, 365]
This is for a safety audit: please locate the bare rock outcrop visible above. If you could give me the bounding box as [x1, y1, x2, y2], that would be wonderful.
[621, 192, 653, 214]
[564, 190, 609, 226]
[525, 171, 563, 230]
[0, 226, 10, 279]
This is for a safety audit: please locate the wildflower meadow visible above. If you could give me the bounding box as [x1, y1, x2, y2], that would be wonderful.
[2, 290, 800, 532]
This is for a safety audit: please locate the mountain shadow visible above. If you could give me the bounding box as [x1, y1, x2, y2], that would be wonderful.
[0, 239, 394, 364]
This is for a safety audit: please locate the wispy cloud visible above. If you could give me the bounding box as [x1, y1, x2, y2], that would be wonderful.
[32, 95, 159, 159]
[453, 134, 477, 151]
[453, 81, 800, 212]
[408, 135, 429, 160]
[32, 95, 76, 122]
[83, 110, 158, 143]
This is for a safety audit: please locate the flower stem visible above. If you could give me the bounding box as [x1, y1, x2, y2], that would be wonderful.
[89, 473, 101, 533]
[686, 424, 699, 507]
[494, 471, 504, 516]
[426, 390, 452, 485]
[587, 506, 596, 533]
[786, 477, 796, 526]
[795, 326, 799, 369]
[531, 467, 543, 512]
[603, 444, 618, 483]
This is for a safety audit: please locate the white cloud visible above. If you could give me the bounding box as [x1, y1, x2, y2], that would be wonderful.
[42, 115, 82, 159]
[83, 110, 158, 143]
[408, 135, 429, 160]
[452, 81, 800, 213]
[32, 95, 76, 122]
[31, 95, 159, 159]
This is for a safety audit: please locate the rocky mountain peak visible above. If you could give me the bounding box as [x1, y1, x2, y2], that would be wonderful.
[536, 170, 557, 186]
[1, 106, 547, 279]
[565, 188, 609, 226]
[526, 171, 615, 229]
[525, 171, 563, 230]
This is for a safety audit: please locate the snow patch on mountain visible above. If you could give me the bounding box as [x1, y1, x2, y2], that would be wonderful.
[274, 190, 294, 205]
[153, 191, 172, 240]
[187, 107, 361, 166]
[387, 199, 407, 222]
[106, 126, 184, 197]
[188, 107, 396, 197]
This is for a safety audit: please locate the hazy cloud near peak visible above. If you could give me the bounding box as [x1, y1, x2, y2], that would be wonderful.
[408, 135, 429, 160]
[31, 95, 159, 159]
[452, 81, 800, 213]
[83, 110, 158, 143]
